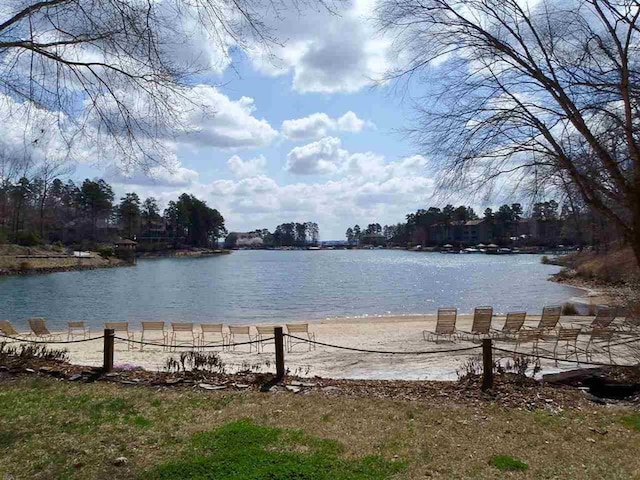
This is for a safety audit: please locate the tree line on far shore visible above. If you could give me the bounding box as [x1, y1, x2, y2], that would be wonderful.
[225, 222, 319, 248]
[0, 177, 226, 250]
[347, 200, 618, 248]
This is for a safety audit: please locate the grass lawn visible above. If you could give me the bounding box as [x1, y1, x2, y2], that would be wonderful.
[1, 376, 640, 479]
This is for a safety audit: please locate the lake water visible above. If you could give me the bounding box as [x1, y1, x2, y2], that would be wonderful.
[0, 250, 583, 330]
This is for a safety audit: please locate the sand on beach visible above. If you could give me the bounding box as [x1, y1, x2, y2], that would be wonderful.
[8, 314, 634, 381]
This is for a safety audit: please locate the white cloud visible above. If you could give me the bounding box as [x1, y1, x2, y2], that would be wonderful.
[285, 137, 349, 175]
[114, 151, 439, 239]
[247, 0, 394, 93]
[105, 157, 199, 187]
[227, 154, 267, 178]
[206, 154, 436, 238]
[281, 111, 369, 140]
[281, 113, 334, 140]
[285, 137, 422, 179]
[178, 85, 278, 149]
[336, 111, 366, 132]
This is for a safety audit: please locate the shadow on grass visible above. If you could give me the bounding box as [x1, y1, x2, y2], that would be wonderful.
[140, 419, 406, 480]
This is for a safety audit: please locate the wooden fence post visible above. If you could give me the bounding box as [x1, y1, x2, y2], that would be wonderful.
[275, 326, 285, 381]
[103, 328, 114, 373]
[261, 326, 285, 392]
[482, 338, 493, 391]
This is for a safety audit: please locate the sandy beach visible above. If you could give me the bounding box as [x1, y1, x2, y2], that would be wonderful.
[7, 314, 634, 381]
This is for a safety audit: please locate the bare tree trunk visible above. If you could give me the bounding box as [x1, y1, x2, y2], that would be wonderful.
[39, 182, 48, 240]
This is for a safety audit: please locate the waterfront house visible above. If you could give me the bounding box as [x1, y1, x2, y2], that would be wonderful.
[430, 219, 491, 245]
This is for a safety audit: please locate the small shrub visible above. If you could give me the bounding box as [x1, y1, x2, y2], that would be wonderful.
[96, 247, 113, 258]
[456, 355, 483, 381]
[165, 351, 226, 374]
[541, 255, 550, 264]
[0, 341, 69, 363]
[490, 455, 528, 471]
[562, 302, 579, 315]
[500, 355, 541, 379]
[457, 354, 540, 383]
[19, 261, 31, 270]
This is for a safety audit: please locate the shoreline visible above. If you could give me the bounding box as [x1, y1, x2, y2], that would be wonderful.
[0, 256, 129, 277]
[137, 248, 232, 259]
[550, 273, 616, 307]
[0, 248, 232, 277]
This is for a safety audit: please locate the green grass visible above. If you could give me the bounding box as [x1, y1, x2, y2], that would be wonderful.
[2, 377, 640, 479]
[620, 413, 640, 431]
[142, 420, 405, 479]
[491, 455, 529, 471]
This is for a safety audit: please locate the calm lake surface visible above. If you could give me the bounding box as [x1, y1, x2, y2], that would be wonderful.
[0, 250, 583, 330]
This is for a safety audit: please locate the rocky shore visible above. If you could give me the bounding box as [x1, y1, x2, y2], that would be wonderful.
[0, 254, 128, 277]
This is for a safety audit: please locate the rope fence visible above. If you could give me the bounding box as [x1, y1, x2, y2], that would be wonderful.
[0, 333, 104, 345]
[3, 326, 640, 391]
[492, 346, 630, 368]
[285, 334, 483, 355]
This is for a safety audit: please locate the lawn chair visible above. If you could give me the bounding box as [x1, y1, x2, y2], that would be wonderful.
[28, 317, 59, 340]
[67, 321, 90, 341]
[140, 321, 168, 351]
[585, 328, 614, 363]
[535, 305, 562, 331]
[255, 325, 277, 353]
[0, 320, 25, 339]
[285, 323, 316, 352]
[458, 306, 493, 342]
[170, 323, 197, 351]
[590, 305, 617, 329]
[199, 323, 228, 350]
[492, 311, 526, 340]
[104, 322, 135, 350]
[228, 325, 256, 352]
[423, 308, 457, 343]
[549, 328, 581, 364]
[622, 316, 640, 332]
[515, 328, 542, 356]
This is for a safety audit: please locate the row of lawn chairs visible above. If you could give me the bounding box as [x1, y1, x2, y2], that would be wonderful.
[423, 305, 623, 363]
[0, 318, 316, 354]
[0, 317, 60, 341]
[104, 321, 316, 353]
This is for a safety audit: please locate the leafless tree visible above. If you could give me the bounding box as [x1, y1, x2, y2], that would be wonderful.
[0, 0, 328, 173]
[378, 0, 640, 264]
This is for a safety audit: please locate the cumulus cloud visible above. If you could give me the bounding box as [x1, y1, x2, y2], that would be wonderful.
[105, 157, 199, 187]
[205, 154, 436, 238]
[227, 154, 267, 178]
[336, 111, 366, 132]
[178, 86, 278, 149]
[246, 0, 394, 93]
[113, 150, 439, 239]
[281, 111, 369, 140]
[285, 137, 349, 175]
[285, 137, 419, 179]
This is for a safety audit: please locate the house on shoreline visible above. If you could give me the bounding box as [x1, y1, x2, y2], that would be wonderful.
[430, 219, 491, 245]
